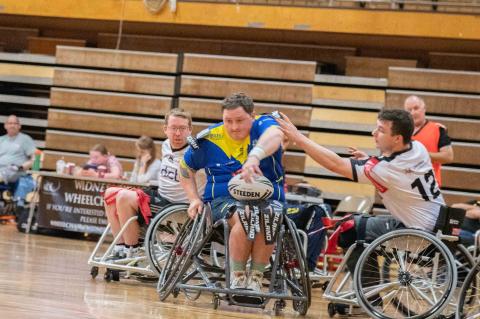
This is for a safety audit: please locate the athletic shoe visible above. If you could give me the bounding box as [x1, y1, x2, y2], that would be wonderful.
[230, 271, 247, 289]
[246, 270, 263, 292]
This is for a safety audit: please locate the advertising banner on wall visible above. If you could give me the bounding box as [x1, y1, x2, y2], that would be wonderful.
[37, 175, 134, 234]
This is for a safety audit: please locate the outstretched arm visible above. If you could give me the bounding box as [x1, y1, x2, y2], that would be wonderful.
[277, 113, 353, 180]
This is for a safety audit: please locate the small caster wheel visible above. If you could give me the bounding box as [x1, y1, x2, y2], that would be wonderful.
[336, 304, 347, 315]
[273, 299, 285, 316]
[172, 288, 179, 298]
[321, 281, 330, 291]
[212, 296, 220, 309]
[90, 266, 99, 279]
[111, 270, 120, 281]
[104, 269, 113, 282]
[327, 302, 336, 318]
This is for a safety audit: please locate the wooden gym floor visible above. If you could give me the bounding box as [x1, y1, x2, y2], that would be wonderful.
[0, 223, 365, 319]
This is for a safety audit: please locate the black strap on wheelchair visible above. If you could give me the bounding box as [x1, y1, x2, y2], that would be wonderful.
[433, 205, 466, 235]
[248, 204, 260, 241]
[236, 204, 251, 237]
[356, 215, 369, 241]
[261, 201, 283, 245]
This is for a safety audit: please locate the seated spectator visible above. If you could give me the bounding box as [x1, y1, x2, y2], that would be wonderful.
[75, 144, 123, 179]
[129, 136, 161, 183]
[103, 109, 205, 257]
[0, 115, 37, 218]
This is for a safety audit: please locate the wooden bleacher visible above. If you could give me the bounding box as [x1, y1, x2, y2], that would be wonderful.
[182, 53, 316, 81]
[53, 68, 176, 95]
[346, 56, 418, 78]
[0, 45, 477, 206]
[55, 46, 179, 73]
[429, 52, 480, 72]
[388, 67, 480, 93]
[0, 26, 39, 52]
[28, 37, 86, 56]
[50, 88, 172, 116]
[180, 75, 313, 104]
[97, 33, 357, 73]
[386, 89, 480, 117]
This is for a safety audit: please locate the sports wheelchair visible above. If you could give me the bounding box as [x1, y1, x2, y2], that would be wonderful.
[322, 206, 475, 319]
[455, 230, 480, 319]
[156, 201, 311, 315]
[88, 203, 188, 282]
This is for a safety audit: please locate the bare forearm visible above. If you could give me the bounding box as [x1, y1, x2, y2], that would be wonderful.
[22, 159, 33, 170]
[179, 166, 201, 201]
[296, 134, 352, 179]
[429, 147, 454, 164]
[255, 127, 283, 157]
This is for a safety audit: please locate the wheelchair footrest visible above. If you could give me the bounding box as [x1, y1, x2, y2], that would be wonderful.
[231, 293, 264, 305]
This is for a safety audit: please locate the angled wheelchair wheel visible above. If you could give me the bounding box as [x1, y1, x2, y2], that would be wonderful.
[144, 204, 189, 275]
[381, 243, 475, 318]
[354, 229, 456, 319]
[281, 218, 311, 315]
[157, 211, 206, 301]
[457, 260, 480, 319]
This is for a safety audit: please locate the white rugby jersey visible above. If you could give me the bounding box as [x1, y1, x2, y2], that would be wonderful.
[351, 141, 444, 231]
[158, 141, 205, 203]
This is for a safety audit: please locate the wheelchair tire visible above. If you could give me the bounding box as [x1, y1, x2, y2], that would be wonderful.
[157, 212, 206, 301]
[354, 229, 457, 319]
[456, 260, 480, 319]
[381, 243, 474, 318]
[144, 204, 189, 275]
[282, 218, 311, 315]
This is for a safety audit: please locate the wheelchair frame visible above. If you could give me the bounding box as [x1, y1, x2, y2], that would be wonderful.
[322, 228, 464, 319]
[157, 203, 312, 315]
[87, 203, 188, 282]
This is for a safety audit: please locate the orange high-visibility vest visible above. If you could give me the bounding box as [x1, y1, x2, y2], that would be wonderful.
[412, 121, 442, 186]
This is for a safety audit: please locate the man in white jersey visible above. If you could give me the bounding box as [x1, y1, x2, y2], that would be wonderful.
[277, 109, 445, 271]
[104, 109, 205, 257]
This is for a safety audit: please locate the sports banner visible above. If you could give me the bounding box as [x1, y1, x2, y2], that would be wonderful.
[36, 175, 147, 234]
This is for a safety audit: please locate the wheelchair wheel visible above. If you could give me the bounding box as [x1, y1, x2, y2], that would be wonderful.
[144, 204, 189, 275]
[457, 260, 480, 319]
[381, 243, 475, 318]
[354, 229, 456, 319]
[157, 211, 206, 301]
[281, 218, 311, 315]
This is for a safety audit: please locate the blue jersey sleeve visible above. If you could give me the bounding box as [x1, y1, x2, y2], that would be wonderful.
[183, 144, 207, 171]
[255, 115, 279, 136]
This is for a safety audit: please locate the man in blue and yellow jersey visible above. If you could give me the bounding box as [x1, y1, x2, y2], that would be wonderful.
[179, 93, 285, 295]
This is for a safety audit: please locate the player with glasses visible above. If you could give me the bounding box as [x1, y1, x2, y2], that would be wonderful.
[103, 108, 205, 258]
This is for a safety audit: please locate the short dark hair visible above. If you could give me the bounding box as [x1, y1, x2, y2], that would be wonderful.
[221, 93, 254, 114]
[378, 109, 413, 144]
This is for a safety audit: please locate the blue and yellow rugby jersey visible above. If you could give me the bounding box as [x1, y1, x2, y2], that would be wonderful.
[182, 114, 285, 202]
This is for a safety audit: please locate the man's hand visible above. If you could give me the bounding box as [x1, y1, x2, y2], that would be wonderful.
[276, 112, 303, 145]
[241, 156, 262, 183]
[348, 147, 369, 160]
[188, 198, 203, 219]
